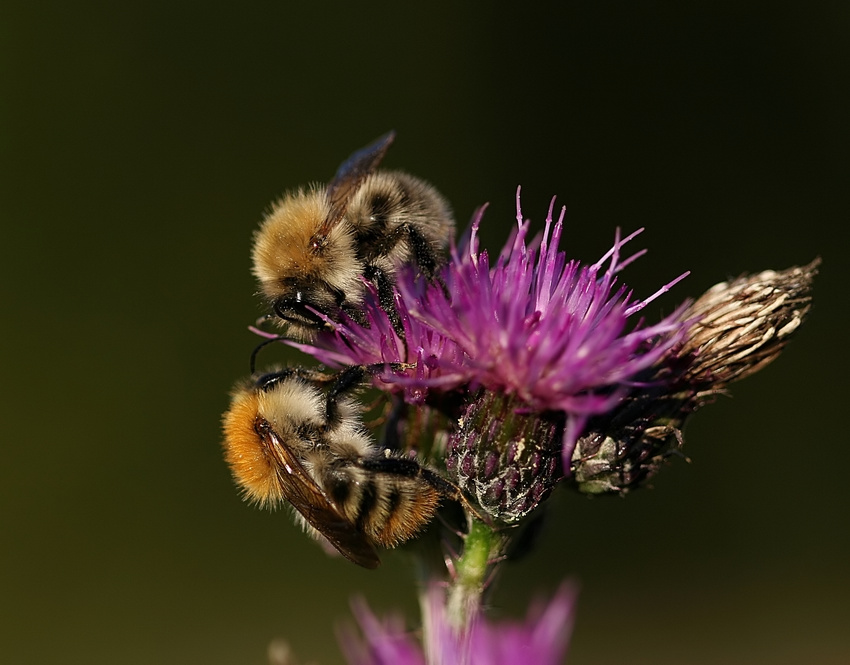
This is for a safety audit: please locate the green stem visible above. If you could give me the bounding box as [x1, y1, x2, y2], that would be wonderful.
[445, 517, 504, 631]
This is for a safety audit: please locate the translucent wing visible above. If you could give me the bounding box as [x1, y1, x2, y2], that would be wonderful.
[321, 131, 395, 234]
[261, 427, 381, 569]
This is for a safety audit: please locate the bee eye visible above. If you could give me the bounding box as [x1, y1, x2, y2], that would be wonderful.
[309, 234, 327, 253]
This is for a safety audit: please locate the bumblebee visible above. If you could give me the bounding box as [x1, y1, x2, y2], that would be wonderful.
[222, 364, 461, 568]
[252, 132, 454, 338]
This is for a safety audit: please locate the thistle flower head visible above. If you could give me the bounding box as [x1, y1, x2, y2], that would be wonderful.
[278, 193, 818, 517]
[285, 191, 693, 521]
[293, 190, 690, 436]
[399, 195, 690, 420]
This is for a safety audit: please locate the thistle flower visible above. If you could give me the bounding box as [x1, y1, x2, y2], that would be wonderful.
[570, 259, 819, 495]
[294, 191, 689, 422]
[338, 583, 577, 665]
[288, 190, 692, 521]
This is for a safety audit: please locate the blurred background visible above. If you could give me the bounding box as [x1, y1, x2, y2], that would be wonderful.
[1, 2, 845, 664]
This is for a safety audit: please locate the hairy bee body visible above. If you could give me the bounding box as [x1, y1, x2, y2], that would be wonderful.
[222, 366, 446, 568]
[335, 170, 454, 279]
[251, 132, 454, 337]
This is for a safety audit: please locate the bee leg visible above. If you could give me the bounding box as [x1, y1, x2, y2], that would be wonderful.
[363, 263, 406, 341]
[356, 455, 466, 510]
[361, 222, 453, 343]
[401, 224, 441, 278]
[403, 224, 453, 302]
[320, 365, 369, 425]
[384, 223, 452, 301]
[421, 470, 493, 527]
[407, 224, 454, 295]
[323, 362, 414, 424]
[254, 365, 334, 392]
[358, 456, 492, 527]
[357, 454, 424, 477]
[368, 221, 443, 282]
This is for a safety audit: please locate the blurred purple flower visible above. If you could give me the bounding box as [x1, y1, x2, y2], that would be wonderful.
[339, 583, 578, 665]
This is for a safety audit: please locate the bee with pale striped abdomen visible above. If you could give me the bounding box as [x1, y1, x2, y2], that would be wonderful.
[222, 364, 461, 568]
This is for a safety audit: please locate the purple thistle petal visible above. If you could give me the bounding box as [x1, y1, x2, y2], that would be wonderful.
[340, 584, 578, 665]
[339, 597, 426, 665]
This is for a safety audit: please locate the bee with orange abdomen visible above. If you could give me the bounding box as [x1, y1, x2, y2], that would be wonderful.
[252, 132, 455, 338]
[222, 364, 461, 568]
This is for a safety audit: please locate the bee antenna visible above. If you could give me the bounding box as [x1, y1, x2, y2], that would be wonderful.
[249, 336, 286, 374]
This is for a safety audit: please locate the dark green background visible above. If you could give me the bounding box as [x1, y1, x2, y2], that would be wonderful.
[1, 2, 844, 664]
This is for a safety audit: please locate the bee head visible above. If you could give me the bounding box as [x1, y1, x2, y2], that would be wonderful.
[253, 188, 364, 335]
[221, 384, 286, 508]
[271, 278, 347, 330]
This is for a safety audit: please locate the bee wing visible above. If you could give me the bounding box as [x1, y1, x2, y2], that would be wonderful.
[321, 131, 396, 234]
[267, 430, 381, 569]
